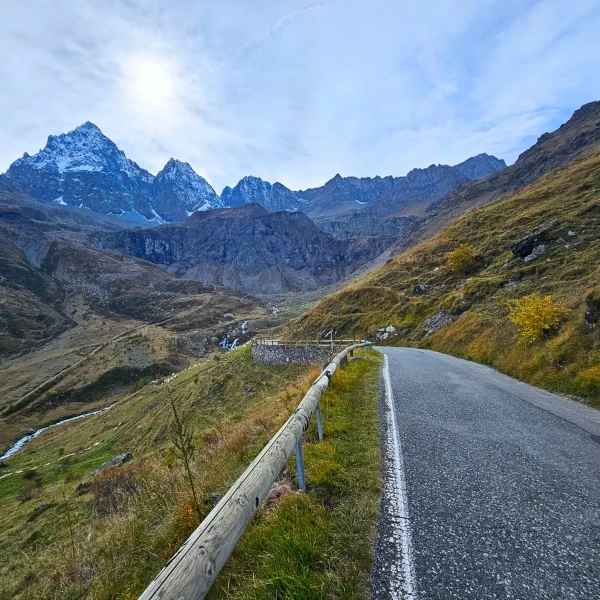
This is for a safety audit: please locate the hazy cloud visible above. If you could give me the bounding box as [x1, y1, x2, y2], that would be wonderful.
[1, 0, 599, 192]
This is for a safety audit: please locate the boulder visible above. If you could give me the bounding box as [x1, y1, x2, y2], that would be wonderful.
[423, 311, 454, 334]
[523, 244, 547, 262]
[27, 502, 56, 522]
[376, 325, 397, 341]
[94, 452, 132, 476]
[75, 480, 92, 496]
[511, 222, 555, 258]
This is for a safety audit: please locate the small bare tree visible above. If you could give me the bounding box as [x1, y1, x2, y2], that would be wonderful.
[61, 489, 77, 564]
[168, 394, 202, 520]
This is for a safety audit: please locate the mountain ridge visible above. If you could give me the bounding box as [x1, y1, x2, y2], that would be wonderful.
[221, 154, 506, 220]
[425, 100, 600, 225]
[4, 122, 506, 228]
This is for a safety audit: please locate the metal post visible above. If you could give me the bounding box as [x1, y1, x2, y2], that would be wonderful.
[315, 403, 324, 441]
[295, 438, 306, 491]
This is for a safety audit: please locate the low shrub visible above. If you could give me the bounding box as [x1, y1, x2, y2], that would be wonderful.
[508, 293, 565, 343]
[89, 464, 142, 516]
[446, 243, 479, 275]
[575, 364, 600, 396]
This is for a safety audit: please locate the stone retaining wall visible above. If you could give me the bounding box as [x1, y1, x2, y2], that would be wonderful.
[251, 343, 332, 365]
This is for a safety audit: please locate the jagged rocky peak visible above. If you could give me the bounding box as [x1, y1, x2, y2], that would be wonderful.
[153, 158, 222, 221]
[157, 158, 195, 179]
[221, 175, 272, 208]
[4, 121, 157, 220]
[11, 121, 151, 181]
[221, 175, 301, 211]
[454, 153, 507, 180]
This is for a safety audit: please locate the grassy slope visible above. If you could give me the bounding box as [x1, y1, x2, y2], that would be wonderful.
[210, 348, 382, 599]
[294, 151, 600, 406]
[0, 291, 266, 448]
[0, 348, 318, 599]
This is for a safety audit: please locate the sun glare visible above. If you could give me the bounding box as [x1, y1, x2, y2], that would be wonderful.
[124, 56, 176, 112]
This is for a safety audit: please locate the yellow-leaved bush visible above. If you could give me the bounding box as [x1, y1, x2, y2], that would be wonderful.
[446, 243, 478, 275]
[508, 293, 565, 343]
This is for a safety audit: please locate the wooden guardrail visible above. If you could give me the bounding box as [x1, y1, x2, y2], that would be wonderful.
[139, 341, 369, 600]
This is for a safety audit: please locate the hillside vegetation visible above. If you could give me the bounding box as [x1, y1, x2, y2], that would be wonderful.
[0, 348, 312, 599]
[294, 150, 600, 405]
[0, 344, 383, 599]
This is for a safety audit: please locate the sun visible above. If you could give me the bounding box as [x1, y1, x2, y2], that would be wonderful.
[124, 56, 176, 112]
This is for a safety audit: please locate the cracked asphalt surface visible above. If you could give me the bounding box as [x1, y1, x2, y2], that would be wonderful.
[374, 347, 600, 600]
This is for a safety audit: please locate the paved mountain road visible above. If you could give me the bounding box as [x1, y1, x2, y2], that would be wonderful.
[373, 347, 600, 600]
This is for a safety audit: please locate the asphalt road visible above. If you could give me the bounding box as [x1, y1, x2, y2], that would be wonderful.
[373, 347, 600, 600]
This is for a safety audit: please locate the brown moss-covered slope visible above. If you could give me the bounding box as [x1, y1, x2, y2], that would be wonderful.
[293, 150, 600, 405]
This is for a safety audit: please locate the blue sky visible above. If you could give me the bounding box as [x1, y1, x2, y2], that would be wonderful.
[1, 0, 599, 192]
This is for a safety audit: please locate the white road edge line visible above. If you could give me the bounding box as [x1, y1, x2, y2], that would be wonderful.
[383, 353, 418, 599]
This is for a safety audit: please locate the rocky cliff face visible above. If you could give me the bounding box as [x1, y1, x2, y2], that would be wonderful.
[4, 123, 222, 224]
[94, 204, 387, 294]
[317, 210, 418, 242]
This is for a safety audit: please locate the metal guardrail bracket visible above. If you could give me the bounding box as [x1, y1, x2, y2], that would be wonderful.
[295, 438, 306, 491]
[315, 404, 324, 442]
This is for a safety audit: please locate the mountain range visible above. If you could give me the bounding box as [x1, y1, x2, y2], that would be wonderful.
[2, 99, 599, 432]
[3, 122, 505, 227]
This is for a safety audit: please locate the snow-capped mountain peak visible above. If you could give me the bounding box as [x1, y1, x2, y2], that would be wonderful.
[4, 122, 224, 222]
[158, 158, 199, 181]
[11, 121, 152, 182]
